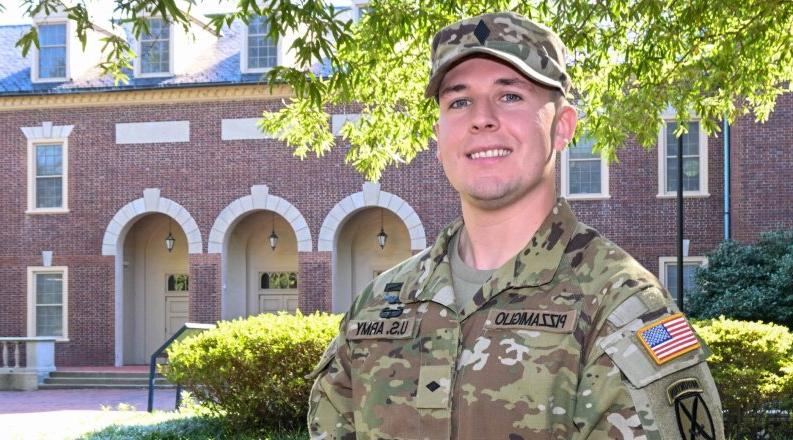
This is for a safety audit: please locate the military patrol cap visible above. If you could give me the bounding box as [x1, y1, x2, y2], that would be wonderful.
[425, 11, 571, 98]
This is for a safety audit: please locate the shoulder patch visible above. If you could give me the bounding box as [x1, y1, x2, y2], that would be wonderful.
[637, 313, 701, 365]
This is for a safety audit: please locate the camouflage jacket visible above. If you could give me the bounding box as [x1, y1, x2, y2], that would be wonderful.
[308, 199, 724, 439]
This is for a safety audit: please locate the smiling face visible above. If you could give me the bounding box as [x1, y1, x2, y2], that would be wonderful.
[435, 56, 575, 212]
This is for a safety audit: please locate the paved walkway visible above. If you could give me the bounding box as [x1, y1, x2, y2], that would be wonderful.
[0, 388, 178, 439]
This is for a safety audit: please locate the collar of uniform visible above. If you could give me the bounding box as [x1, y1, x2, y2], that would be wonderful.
[397, 216, 463, 305]
[398, 198, 578, 307]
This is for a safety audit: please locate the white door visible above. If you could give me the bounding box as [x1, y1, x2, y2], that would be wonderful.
[165, 295, 189, 339]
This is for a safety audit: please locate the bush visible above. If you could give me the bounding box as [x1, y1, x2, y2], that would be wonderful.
[693, 317, 793, 437]
[164, 311, 342, 430]
[688, 230, 793, 327]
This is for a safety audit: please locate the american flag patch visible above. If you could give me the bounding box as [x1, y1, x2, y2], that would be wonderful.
[637, 313, 700, 365]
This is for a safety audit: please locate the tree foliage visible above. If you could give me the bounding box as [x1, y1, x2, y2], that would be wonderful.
[8, 0, 793, 180]
[688, 231, 793, 327]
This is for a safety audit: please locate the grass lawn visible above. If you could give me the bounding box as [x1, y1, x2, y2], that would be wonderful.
[76, 404, 307, 440]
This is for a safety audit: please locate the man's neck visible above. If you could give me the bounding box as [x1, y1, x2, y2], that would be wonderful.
[458, 190, 557, 270]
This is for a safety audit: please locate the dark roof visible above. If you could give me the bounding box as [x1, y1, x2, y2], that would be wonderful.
[0, 20, 330, 95]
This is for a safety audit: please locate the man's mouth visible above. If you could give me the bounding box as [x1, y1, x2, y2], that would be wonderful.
[467, 149, 512, 159]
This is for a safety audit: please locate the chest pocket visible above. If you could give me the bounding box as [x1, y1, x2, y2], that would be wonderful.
[347, 314, 422, 437]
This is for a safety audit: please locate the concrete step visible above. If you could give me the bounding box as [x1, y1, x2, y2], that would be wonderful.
[41, 370, 176, 389]
[38, 383, 175, 390]
[44, 377, 172, 385]
[49, 371, 160, 379]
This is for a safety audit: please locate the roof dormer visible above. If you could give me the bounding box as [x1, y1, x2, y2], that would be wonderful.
[31, 7, 118, 84]
[31, 12, 70, 83]
[132, 10, 217, 79]
[241, 15, 279, 74]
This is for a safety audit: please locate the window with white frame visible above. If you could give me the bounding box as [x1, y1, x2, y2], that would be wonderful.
[245, 16, 277, 71]
[140, 17, 171, 74]
[23, 122, 72, 214]
[27, 267, 68, 339]
[33, 143, 65, 209]
[659, 256, 707, 300]
[561, 136, 609, 199]
[658, 120, 709, 197]
[37, 23, 67, 80]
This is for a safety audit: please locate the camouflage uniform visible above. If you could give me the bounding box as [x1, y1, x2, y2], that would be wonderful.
[308, 199, 724, 439]
[308, 11, 724, 440]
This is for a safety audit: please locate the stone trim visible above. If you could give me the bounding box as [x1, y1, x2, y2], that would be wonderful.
[0, 84, 292, 112]
[101, 188, 203, 255]
[318, 181, 427, 252]
[116, 120, 190, 144]
[207, 185, 312, 253]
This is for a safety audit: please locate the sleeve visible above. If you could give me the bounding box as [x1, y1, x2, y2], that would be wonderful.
[306, 317, 356, 440]
[572, 288, 725, 440]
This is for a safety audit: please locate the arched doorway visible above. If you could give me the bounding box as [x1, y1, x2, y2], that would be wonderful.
[225, 211, 299, 318]
[319, 182, 427, 312]
[121, 213, 189, 364]
[207, 185, 311, 320]
[102, 188, 203, 366]
[335, 208, 412, 312]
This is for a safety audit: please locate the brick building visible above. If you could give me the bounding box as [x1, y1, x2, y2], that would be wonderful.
[1, 11, 791, 367]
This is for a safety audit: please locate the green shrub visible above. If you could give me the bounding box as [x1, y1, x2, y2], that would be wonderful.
[164, 311, 342, 430]
[688, 230, 793, 327]
[693, 317, 793, 437]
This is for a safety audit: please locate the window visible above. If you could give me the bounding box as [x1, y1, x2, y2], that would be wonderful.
[34, 144, 64, 208]
[166, 274, 189, 292]
[560, 136, 609, 199]
[353, 2, 371, 20]
[244, 16, 277, 72]
[260, 272, 298, 289]
[139, 18, 171, 75]
[658, 257, 707, 300]
[37, 23, 67, 80]
[23, 122, 71, 214]
[658, 119, 709, 197]
[27, 267, 68, 339]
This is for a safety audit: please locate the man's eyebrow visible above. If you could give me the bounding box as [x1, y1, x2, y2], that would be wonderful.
[439, 83, 467, 98]
[494, 77, 532, 88]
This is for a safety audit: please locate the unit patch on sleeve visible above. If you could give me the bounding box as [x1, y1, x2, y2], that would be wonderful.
[484, 309, 577, 333]
[668, 378, 715, 440]
[346, 317, 416, 340]
[637, 313, 701, 365]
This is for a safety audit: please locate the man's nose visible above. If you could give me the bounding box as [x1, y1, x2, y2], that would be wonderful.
[470, 101, 499, 132]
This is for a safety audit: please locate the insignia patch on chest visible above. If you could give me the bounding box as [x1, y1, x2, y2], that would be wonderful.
[637, 313, 700, 365]
[346, 317, 416, 340]
[484, 309, 577, 333]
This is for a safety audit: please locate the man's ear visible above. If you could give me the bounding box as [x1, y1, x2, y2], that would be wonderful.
[552, 105, 578, 152]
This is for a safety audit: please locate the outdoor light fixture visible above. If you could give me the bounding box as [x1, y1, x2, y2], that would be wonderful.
[269, 213, 279, 250]
[377, 208, 388, 250]
[165, 219, 175, 253]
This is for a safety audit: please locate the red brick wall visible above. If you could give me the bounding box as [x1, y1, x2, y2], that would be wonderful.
[188, 253, 221, 324]
[730, 92, 793, 242]
[298, 252, 332, 313]
[566, 133, 725, 277]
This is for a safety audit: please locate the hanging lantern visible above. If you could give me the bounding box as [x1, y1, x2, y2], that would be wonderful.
[376, 208, 388, 249]
[165, 219, 175, 252]
[269, 213, 279, 250]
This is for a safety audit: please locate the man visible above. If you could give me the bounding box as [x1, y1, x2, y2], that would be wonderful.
[308, 11, 724, 439]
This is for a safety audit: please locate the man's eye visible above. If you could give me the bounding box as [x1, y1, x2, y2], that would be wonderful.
[449, 98, 470, 109]
[502, 93, 522, 102]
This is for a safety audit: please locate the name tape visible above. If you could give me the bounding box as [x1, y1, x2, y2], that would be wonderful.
[347, 317, 416, 340]
[484, 308, 577, 333]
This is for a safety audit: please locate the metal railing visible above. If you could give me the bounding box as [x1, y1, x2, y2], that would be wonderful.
[147, 323, 215, 412]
